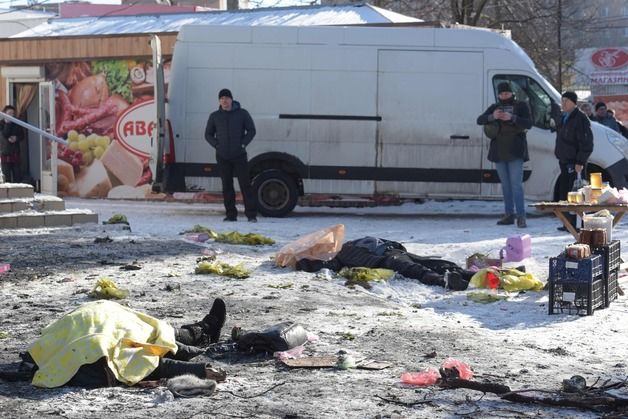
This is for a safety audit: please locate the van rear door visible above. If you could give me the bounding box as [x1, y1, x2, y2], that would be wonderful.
[376, 50, 484, 196]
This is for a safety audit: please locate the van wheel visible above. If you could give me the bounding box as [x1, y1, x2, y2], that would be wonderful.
[253, 170, 298, 217]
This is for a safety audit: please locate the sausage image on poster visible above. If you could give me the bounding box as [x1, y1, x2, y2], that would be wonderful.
[45, 59, 171, 198]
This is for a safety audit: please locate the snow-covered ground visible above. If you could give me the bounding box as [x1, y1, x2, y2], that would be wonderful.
[0, 198, 627, 418]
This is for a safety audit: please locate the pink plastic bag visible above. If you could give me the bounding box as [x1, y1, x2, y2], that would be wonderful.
[441, 358, 473, 380]
[274, 345, 305, 361]
[400, 367, 440, 386]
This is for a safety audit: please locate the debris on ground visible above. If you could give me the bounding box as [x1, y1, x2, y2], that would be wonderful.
[120, 262, 142, 271]
[88, 277, 130, 299]
[103, 214, 129, 225]
[194, 260, 250, 278]
[467, 292, 508, 304]
[339, 267, 394, 283]
[184, 225, 274, 245]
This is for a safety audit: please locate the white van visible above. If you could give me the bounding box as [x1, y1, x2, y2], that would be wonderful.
[165, 24, 628, 217]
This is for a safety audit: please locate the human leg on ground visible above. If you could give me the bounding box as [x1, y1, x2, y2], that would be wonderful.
[176, 298, 227, 347]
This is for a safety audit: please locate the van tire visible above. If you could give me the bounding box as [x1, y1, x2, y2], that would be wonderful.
[253, 170, 298, 217]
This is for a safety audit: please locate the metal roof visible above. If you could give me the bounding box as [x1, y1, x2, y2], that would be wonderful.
[12, 3, 421, 38]
[0, 8, 55, 21]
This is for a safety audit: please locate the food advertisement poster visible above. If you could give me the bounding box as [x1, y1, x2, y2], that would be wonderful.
[45, 59, 171, 198]
[574, 47, 628, 125]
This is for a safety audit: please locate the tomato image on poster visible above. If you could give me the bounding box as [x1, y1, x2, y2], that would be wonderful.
[45, 59, 170, 198]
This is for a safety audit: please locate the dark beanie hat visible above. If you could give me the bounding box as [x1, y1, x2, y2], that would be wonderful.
[595, 101, 607, 111]
[561, 91, 578, 105]
[497, 82, 512, 93]
[218, 88, 233, 99]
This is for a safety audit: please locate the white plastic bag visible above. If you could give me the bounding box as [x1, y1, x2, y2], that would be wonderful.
[275, 224, 344, 268]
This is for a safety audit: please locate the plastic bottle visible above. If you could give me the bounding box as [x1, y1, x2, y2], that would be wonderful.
[572, 172, 588, 191]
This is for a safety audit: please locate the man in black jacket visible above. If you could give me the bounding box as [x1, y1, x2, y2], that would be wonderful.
[205, 89, 258, 222]
[0, 105, 24, 183]
[555, 91, 593, 230]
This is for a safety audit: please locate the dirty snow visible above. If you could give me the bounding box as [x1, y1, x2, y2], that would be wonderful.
[1, 198, 627, 418]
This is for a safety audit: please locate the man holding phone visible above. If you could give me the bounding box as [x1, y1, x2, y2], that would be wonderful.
[477, 81, 532, 228]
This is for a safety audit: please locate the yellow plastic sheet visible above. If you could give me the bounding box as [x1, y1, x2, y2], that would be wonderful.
[470, 268, 543, 292]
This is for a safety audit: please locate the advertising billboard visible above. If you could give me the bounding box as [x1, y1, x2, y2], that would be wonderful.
[574, 47, 628, 125]
[45, 59, 170, 198]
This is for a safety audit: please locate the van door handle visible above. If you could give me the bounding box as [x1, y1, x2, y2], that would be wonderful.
[450, 135, 470, 140]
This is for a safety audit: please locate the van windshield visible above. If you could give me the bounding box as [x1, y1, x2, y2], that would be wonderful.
[492, 76, 555, 130]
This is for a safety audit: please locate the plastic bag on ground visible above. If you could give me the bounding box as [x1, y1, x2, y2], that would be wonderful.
[441, 358, 473, 380]
[470, 268, 543, 292]
[466, 253, 502, 271]
[275, 224, 344, 268]
[274, 345, 305, 361]
[400, 367, 440, 386]
[500, 269, 543, 292]
[467, 292, 507, 304]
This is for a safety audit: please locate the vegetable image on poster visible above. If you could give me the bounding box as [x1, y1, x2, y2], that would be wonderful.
[46, 59, 171, 198]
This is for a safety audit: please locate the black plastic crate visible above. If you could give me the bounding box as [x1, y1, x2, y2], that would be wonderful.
[549, 278, 605, 316]
[549, 254, 603, 283]
[605, 268, 619, 308]
[592, 240, 621, 279]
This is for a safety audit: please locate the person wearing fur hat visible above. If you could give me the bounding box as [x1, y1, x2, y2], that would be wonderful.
[554, 91, 593, 231]
[205, 88, 258, 222]
[477, 81, 533, 228]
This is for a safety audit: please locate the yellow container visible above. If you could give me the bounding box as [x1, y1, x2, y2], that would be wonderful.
[590, 188, 603, 203]
[568, 191, 584, 203]
[590, 172, 602, 188]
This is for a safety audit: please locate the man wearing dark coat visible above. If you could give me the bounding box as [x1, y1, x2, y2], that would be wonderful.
[205, 89, 258, 222]
[0, 105, 24, 183]
[554, 91, 593, 230]
[477, 82, 532, 228]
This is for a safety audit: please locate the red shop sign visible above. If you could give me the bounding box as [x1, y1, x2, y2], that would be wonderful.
[115, 99, 155, 158]
[591, 48, 628, 70]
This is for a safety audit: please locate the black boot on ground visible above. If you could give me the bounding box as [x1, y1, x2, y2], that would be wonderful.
[202, 298, 227, 344]
[497, 214, 515, 225]
[447, 271, 469, 291]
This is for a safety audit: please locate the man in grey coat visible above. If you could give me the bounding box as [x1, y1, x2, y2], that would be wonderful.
[205, 89, 257, 222]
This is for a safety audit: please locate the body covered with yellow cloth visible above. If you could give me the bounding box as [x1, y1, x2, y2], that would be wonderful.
[29, 300, 178, 388]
